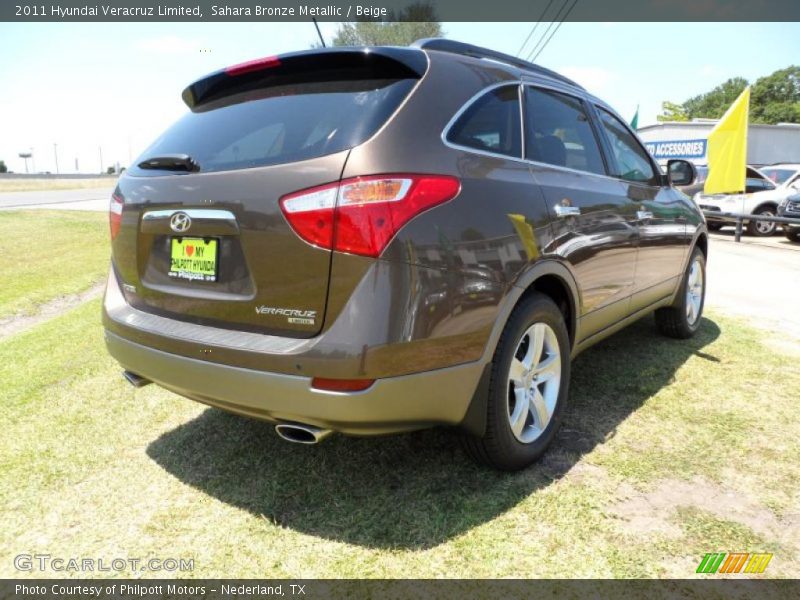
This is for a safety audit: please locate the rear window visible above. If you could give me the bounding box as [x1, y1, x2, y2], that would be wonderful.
[129, 78, 416, 175]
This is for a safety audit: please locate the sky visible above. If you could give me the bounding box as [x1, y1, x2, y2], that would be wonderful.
[0, 21, 798, 174]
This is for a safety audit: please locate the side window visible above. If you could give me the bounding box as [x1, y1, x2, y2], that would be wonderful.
[597, 108, 657, 184]
[447, 86, 522, 158]
[745, 178, 771, 193]
[524, 87, 606, 175]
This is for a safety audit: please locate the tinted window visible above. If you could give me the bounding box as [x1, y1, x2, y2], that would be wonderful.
[524, 87, 606, 175]
[447, 86, 522, 158]
[597, 109, 657, 184]
[745, 177, 773, 193]
[130, 78, 416, 175]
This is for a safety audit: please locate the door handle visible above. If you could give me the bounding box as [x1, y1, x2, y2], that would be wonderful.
[554, 205, 581, 217]
[637, 210, 654, 220]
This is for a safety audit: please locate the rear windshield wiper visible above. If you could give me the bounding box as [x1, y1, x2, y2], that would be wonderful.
[138, 154, 200, 172]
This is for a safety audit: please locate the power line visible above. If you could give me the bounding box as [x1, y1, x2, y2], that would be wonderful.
[516, 0, 556, 58]
[312, 18, 326, 47]
[531, 0, 580, 63]
[525, 0, 571, 62]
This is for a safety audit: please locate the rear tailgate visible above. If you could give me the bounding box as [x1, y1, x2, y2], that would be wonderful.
[111, 48, 426, 338]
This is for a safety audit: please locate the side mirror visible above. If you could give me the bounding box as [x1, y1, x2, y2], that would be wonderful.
[667, 159, 697, 187]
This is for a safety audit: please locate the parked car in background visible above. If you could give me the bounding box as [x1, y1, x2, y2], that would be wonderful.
[694, 165, 796, 236]
[103, 39, 708, 471]
[677, 164, 708, 198]
[762, 164, 800, 244]
[778, 192, 800, 242]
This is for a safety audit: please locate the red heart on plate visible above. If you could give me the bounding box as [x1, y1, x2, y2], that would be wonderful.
[185, 245, 194, 257]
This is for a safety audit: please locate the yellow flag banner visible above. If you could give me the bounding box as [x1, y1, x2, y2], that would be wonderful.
[704, 86, 751, 195]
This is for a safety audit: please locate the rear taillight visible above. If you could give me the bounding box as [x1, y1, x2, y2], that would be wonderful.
[279, 174, 460, 258]
[109, 193, 123, 240]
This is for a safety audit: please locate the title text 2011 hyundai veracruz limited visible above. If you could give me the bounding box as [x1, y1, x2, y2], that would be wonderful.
[103, 39, 707, 470]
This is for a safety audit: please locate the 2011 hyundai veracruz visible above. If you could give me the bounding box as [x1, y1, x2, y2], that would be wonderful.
[103, 39, 707, 470]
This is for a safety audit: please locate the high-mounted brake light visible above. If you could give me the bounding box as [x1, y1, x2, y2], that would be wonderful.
[109, 193, 124, 240]
[225, 55, 281, 76]
[279, 174, 460, 258]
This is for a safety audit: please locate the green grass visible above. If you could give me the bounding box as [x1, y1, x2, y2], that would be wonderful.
[0, 178, 115, 192]
[1, 300, 798, 578]
[0, 210, 109, 318]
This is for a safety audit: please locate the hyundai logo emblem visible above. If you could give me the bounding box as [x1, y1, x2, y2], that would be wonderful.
[170, 212, 192, 233]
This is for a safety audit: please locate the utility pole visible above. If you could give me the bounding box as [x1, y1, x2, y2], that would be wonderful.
[30, 148, 36, 174]
[75, 157, 79, 172]
[53, 143, 59, 174]
[99, 146, 104, 174]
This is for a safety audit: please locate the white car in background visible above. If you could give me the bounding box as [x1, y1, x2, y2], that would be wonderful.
[694, 164, 800, 236]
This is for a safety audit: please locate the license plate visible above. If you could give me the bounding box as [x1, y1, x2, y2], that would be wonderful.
[169, 237, 218, 282]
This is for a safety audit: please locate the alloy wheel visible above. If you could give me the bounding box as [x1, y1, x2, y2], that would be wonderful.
[507, 322, 562, 444]
[686, 258, 704, 326]
[755, 212, 776, 235]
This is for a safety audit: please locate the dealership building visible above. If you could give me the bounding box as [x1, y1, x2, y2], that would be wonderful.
[637, 120, 800, 167]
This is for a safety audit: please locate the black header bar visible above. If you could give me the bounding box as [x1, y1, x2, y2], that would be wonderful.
[3, 0, 800, 22]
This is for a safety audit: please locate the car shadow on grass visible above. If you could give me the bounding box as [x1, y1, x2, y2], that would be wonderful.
[146, 316, 721, 550]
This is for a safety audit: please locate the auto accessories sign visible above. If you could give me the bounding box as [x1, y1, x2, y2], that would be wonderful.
[645, 139, 707, 160]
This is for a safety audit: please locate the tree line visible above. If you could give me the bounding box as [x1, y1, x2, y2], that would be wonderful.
[659, 66, 800, 124]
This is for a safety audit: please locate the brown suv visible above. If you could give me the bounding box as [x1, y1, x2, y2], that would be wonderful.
[103, 39, 707, 470]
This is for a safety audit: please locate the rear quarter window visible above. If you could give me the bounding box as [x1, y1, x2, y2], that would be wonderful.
[446, 85, 522, 158]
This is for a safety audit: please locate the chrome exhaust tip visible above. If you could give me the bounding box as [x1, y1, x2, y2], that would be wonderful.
[275, 423, 333, 445]
[122, 370, 151, 388]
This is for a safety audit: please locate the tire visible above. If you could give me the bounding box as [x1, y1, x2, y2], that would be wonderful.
[655, 246, 706, 339]
[707, 222, 723, 231]
[747, 206, 777, 237]
[461, 293, 570, 471]
[785, 228, 800, 243]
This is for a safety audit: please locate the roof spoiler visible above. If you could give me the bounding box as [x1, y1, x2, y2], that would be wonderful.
[412, 38, 584, 90]
[181, 47, 428, 110]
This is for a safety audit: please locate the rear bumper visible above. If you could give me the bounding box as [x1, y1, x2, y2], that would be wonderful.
[105, 330, 481, 435]
[102, 254, 497, 433]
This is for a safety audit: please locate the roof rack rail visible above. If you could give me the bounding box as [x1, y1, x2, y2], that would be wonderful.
[412, 38, 584, 90]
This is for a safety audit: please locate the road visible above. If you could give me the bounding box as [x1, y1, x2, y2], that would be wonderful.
[705, 231, 800, 338]
[0, 186, 114, 211]
[0, 188, 796, 336]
